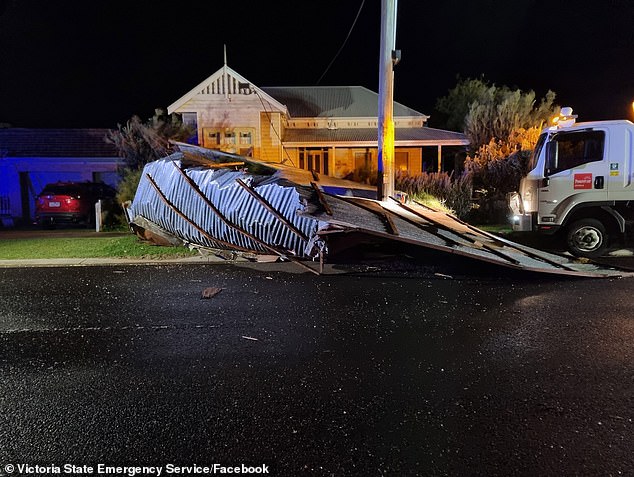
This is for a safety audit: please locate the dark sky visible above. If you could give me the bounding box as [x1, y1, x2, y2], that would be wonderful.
[1, 0, 633, 129]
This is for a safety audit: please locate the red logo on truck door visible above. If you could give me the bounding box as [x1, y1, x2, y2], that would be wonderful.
[574, 173, 593, 189]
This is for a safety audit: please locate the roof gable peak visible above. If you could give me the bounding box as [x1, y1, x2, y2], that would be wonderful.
[167, 65, 287, 114]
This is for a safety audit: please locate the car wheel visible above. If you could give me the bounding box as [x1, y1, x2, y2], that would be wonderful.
[566, 218, 608, 258]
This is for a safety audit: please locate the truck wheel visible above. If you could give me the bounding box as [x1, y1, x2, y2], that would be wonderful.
[566, 219, 608, 258]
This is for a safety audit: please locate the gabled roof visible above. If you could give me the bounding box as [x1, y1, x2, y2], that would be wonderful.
[167, 65, 288, 114]
[281, 127, 468, 146]
[261, 86, 428, 119]
[0, 128, 119, 157]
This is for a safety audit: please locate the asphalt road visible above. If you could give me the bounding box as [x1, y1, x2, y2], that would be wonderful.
[1, 262, 634, 476]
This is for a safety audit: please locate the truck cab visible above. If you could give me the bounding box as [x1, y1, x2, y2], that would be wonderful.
[510, 108, 634, 258]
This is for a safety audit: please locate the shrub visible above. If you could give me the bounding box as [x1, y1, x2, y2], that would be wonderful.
[395, 170, 473, 219]
[116, 168, 143, 205]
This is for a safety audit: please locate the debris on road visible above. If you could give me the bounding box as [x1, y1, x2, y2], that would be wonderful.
[126, 143, 631, 278]
[201, 287, 223, 299]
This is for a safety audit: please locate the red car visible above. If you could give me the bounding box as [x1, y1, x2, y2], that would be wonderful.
[35, 181, 117, 227]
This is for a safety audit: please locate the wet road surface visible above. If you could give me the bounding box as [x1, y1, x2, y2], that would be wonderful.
[1, 263, 634, 476]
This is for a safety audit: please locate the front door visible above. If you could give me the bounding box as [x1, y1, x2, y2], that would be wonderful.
[304, 148, 329, 175]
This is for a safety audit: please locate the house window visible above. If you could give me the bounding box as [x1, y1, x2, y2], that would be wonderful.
[203, 127, 255, 150]
[224, 131, 236, 145]
[182, 112, 198, 129]
[207, 131, 221, 145]
[240, 131, 252, 145]
[395, 151, 409, 172]
[355, 151, 370, 169]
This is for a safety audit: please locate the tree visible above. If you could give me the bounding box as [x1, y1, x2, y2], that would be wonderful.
[436, 77, 558, 152]
[434, 76, 492, 133]
[107, 109, 192, 204]
[107, 109, 192, 171]
[435, 78, 560, 223]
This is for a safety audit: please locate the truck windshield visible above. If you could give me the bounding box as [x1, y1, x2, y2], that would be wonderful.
[528, 133, 547, 172]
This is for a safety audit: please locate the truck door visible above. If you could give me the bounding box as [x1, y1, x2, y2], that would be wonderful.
[539, 129, 608, 221]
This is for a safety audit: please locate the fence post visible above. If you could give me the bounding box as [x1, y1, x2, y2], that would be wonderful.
[95, 200, 102, 232]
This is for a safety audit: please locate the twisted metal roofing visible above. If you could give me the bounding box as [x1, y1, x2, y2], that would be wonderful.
[127, 146, 628, 278]
[129, 156, 321, 258]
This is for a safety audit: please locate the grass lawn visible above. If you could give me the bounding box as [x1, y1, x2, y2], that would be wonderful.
[475, 224, 514, 235]
[0, 234, 198, 260]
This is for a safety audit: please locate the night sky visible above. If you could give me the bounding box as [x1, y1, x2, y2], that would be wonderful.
[1, 0, 633, 129]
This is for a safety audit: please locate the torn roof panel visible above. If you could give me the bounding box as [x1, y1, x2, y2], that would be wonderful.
[129, 157, 320, 257]
[127, 145, 630, 278]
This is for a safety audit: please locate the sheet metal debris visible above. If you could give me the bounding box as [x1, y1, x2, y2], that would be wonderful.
[201, 287, 223, 299]
[127, 145, 630, 278]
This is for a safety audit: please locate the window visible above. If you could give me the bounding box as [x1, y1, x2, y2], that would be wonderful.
[240, 131, 252, 145]
[395, 151, 409, 172]
[224, 131, 236, 145]
[208, 131, 221, 145]
[529, 133, 547, 172]
[203, 128, 254, 150]
[546, 130, 605, 175]
[354, 151, 370, 169]
[182, 113, 198, 129]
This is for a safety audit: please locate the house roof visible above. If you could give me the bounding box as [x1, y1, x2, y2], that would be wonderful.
[167, 65, 288, 115]
[281, 127, 468, 146]
[0, 128, 119, 157]
[262, 86, 427, 119]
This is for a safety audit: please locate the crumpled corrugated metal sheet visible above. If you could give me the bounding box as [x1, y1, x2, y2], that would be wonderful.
[129, 156, 323, 258]
[127, 148, 630, 278]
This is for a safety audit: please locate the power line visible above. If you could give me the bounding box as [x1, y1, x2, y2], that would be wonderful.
[316, 0, 366, 85]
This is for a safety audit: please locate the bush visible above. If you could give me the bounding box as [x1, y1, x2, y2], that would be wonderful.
[116, 168, 143, 205]
[462, 127, 540, 224]
[395, 170, 473, 219]
[466, 146, 532, 195]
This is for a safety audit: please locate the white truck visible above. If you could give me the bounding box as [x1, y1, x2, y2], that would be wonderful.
[509, 107, 634, 258]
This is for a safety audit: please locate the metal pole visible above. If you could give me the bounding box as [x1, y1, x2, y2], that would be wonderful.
[377, 0, 397, 201]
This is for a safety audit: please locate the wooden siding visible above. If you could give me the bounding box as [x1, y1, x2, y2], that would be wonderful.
[259, 112, 283, 163]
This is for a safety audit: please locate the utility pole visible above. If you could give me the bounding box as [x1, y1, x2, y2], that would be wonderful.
[377, 0, 398, 201]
